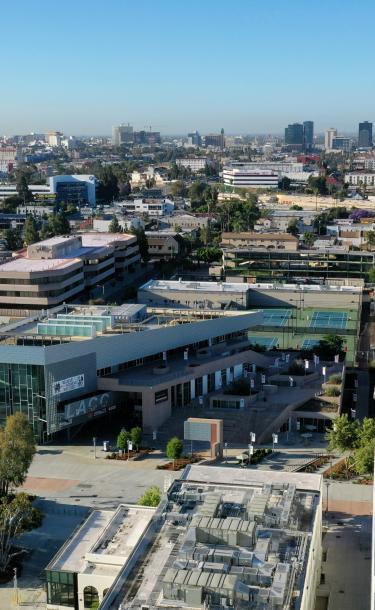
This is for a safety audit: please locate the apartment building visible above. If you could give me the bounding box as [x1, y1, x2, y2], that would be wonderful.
[0, 233, 140, 310]
[221, 232, 299, 252]
[176, 157, 207, 172]
[345, 172, 375, 190]
[223, 166, 279, 189]
[145, 231, 184, 260]
[120, 198, 174, 217]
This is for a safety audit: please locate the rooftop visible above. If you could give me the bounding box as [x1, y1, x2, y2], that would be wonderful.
[102, 466, 322, 610]
[222, 232, 298, 241]
[140, 280, 250, 293]
[0, 256, 81, 273]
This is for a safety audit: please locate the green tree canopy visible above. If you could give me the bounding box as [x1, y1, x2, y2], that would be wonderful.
[326, 414, 359, 453]
[0, 412, 36, 497]
[3, 228, 23, 251]
[131, 227, 149, 261]
[117, 429, 131, 452]
[109, 216, 121, 233]
[286, 218, 299, 236]
[131, 426, 142, 451]
[97, 166, 120, 203]
[166, 437, 183, 467]
[139, 486, 161, 507]
[17, 175, 33, 203]
[23, 216, 39, 246]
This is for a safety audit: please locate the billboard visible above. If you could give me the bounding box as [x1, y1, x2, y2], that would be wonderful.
[52, 374, 85, 396]
[64, 391, 114, 420]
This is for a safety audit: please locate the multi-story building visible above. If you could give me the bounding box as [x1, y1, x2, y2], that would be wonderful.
[204, 129, 225, 149]
[284, 123, 304, 149]
[111, 123, 133, 146]
[49, 175, 98, 206]
[224, 162, 317, 184]
[332, 137, 352, 153]
[324, 128, 337, 150]
[120, 197, 174, 217]
[222, 245, 375, 282]
[96, 466, 323, 610]
[0, 146, 17, 173]
[221, 231, 299, 251]
[358, 121, 373, 148]
[47, 131, 63, 147]
[0, 305, 262, 439]
[187, 130, 202, 146]
[176, 157, 207, 172]
[223, 167, 279, 189]
[139, 279, 251, 309]
[0, 233, 140, 311]
[145, 231, 184, 260]
[133, 130, 161, 145]
[303, 120, 314, 151]
[345, 171, 375, 190]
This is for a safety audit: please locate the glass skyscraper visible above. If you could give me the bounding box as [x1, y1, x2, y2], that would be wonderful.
[358, 121, 373, 148]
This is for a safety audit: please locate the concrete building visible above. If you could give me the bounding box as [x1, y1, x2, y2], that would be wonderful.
[176, 157, 207, 172]
[223, 166, 279, 189]
[332, 137, 352, 153]
[93, 215, 144, 232]
[47, 131, 63, 147]
[163, 213, 216, 232]
[0, 146, 17, 173]
[120, 197, 174, 217]
[224, 162, 318, 185]
[0, 305, 262, 439]
[358, 121, 373, 148]
[130, 168, 165, 187]
[145, 231, 184, 260]
[344, 171, 375, 190]
[0, 233, 140, 310]
[324, 128, 337, 150]
[111, 123, 133, 146]
[50, 175, 98, 206]
[139, 279, 251, 309]
[99, 466, 323, 610]
[221, 232, 299, 252]
[46, 504, 155, 610]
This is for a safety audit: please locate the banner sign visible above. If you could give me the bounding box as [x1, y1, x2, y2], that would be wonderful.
[52, 374, 85, 396]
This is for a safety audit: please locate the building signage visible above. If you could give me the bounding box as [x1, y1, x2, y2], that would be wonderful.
[52, 374, 85, 396]
[64, 392, 114, 420]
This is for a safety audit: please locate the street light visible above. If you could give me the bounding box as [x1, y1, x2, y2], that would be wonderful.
[224, 442, 228, 463]
[93, 436, 97, 459]
[272, 433, 278, 452]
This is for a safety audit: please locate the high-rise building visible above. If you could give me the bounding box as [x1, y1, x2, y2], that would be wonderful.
[47, 131, 63, 147]
[303, 121, 314, 151]
[284, 123, 304, 148]
[112, 123, 133, 146]
[187, 130, 202, 146]
[325, 128, 337, 150]
[358, 121, 373, 148]
[204, 128, 225, 149]
[332, 137, 352, 153]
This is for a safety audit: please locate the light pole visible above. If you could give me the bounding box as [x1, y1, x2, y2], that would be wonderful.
[272, 433, 278, 453]
[224, 442, 228, 463]
[325, 480, 330, 515]
[93, 436, 97, 459]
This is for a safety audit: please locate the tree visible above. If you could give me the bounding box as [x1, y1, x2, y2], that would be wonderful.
[97, 166, 119, 203]
[0, 413, 36, 497]
[170, 180, 187, 198]
[139, 486, 161, 507]
[365, 230, 375, 249]
[279, 176, 291, 191]
[131, 426, 142, 452]
[1, 196, 22, 213]
[52, 211, 71, 235]
[3, 228, 23, 251]
[23, 216, 39, 246]
[357, 417, 375, 447]
[315, 334, 344, 361]
[131, 227, 149, 261]
[368, 267, 375, 283]
[17, 175, 33, 203]
[326, 414, 359, 454]
[355, 440, 375, 475]
[307, 175, 328, 196]
[118, 180, 131, 199]
[109, 216, 121, 233]
[117, 429, 131, 453]
[290, 204, 303, 210]
[166, 437, 183, 468]
[0, 493, 42, 574]
[303, 232, 315, 247]
[286, 218, 299, 236]
[196, 247, 222, 264]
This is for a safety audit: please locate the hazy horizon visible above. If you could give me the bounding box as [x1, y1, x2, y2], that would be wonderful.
[2, 0, 374, 136]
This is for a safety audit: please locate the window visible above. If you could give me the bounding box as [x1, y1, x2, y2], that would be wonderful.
[155, 389, 168, 404]
[83, 586, 99, 609]
[46, 571, 76, 607]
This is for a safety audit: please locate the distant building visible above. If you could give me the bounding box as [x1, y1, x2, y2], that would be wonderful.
[176, 157, 207, 172]
[0, 146, 17, 173]
[145, 231, 184, 260]
[303, 120, 314, 151]
[0, 233, 140, 310]
[224, 162, 317, 184]
[49, 175, 98, 206]
[120, 198, 174, 217]
[47, 131, 63, 147]
[187, 130, 202, 146]
[332, 137, 352, 153]
[325, 128, 337, 150]
[111, 123, 133, 146]
[133, 130, 161, 145]
[223, 166, 279, 189]
[358, 121, 373, 148]
[204, 128, 225, 149]
[284, 123, 304, 149]
[221, 231, 299, 251]
[345, 171, 375, 189]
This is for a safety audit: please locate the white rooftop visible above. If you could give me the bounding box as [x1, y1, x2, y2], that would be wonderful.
[140, 279, 249, 293]
[81, 232, 135, 247]
[0, 256, 81, 273]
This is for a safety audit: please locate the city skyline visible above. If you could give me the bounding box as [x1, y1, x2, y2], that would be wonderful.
[1, 0, 375, 135]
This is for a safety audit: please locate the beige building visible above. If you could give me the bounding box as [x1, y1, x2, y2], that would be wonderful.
[0, 233, 140, 310]
[145, 231, 184, 260]
[221, 231, 299, 251]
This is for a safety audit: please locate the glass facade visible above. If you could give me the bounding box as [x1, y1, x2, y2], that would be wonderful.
[0, 363, 45, 435]
[46, 570, 77, 608]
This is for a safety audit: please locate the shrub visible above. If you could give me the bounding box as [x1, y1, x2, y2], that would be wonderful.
[327, 374, 342, 385]
[166, 437, 183, 467]
[117, 429, 131, 452]
[325, 386, 340, 397]
[131, 426, 142, 451]
[139, 486, 161, 507]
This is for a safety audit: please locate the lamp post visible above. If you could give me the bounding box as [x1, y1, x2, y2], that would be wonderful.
[224, 442, 228, 463]
[325, 480, 330, 515]
[93, 437, 97, 459]
[272, 433, 278, 453]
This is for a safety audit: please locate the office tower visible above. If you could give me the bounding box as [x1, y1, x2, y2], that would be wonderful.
[303, 121, 314, 151]
[358, 121, 373, 148]
[325, 128, 337, 150]
[332, 137, 352, 153]
[284, 123, 304, 148]
[187, 130, 202, 146]
[112, 123, 133, 146]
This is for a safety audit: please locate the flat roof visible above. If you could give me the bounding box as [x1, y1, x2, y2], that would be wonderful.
[0, 256, 81, 273]
[102, 467, 321, 610]
[80, 232, 135, 246]
[222, 231, 298, 241]
[140, 279, 250, 293]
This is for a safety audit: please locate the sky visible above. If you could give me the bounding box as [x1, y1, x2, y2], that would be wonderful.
[1, 0, 375, 136]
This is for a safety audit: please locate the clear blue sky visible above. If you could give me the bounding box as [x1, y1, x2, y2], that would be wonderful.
[1, 0, 374, 135]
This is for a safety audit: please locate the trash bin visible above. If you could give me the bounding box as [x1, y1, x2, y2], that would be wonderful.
[103, 440, 110, 452]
